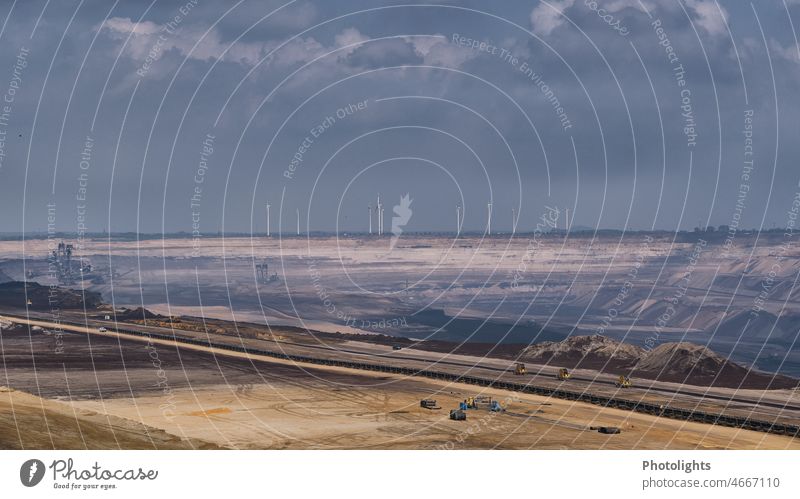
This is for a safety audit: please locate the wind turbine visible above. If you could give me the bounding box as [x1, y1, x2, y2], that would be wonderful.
[456, 205, 462, 235]
[487, 202, 492, 235]
[368, 204, 373, 235]
[265, 203, 271, 237]
[296, 208, 300, 236]
[376, 194, 383, 235]
[512, 207, 517, 235]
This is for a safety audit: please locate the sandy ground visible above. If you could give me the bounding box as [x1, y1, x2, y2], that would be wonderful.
[1, 321, 798, 449]
[63, 379, 800, 450]
[0, 386, 212, 449]
[7, 311, 799, 424]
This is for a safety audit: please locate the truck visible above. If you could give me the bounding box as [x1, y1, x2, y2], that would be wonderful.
[420, 399, 440, 410]
[489, 400, 505, 412]
[449, 409, 467, 421]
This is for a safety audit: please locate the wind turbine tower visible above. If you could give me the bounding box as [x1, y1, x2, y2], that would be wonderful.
[376, 194, 383, 235]
[512, 207, 517, 235]
[265, 203, 271, 237]
[487, 202, 492, 235]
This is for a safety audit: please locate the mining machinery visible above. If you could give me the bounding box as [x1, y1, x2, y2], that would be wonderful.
[255, 260, 279, 284]
[615, 375, 632, 388]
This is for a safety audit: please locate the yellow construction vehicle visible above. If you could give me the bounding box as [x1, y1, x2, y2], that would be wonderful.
[557, 368, 571, 380]
[513, 363, 526, 375]
[458, 397, 479, 410]
[615, 375, 632, 388]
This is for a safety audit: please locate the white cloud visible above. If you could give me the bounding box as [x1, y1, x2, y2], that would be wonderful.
[531, 0, 576, 37]
[528, 0, 728, 39]
[98, 16, 326, 69]
[99, 18, 481, 75]
[406, 35, 477, 68]
[769, 39, 800, 62]
[268, 36, 326, 67]
[685, 0, 728, 37]
[101, 17, 161, 36]
[601, 0, 653, 13]
[333, 29, 476, 69]
[334, 27, 370, 56]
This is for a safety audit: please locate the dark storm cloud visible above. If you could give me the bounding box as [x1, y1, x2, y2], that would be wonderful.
[0, 0, 798, 234]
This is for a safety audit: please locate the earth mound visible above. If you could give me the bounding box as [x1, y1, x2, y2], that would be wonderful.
[520, 334, 642, 370]
[0, 281, 101, 310]
[113, 307, 163, 322]
[520, 335, 797, 389]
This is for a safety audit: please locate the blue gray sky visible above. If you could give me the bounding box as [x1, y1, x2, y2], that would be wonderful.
[0, 0, 798, 234]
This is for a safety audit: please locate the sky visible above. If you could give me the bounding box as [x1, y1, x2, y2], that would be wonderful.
[0, 0, 798, 234]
